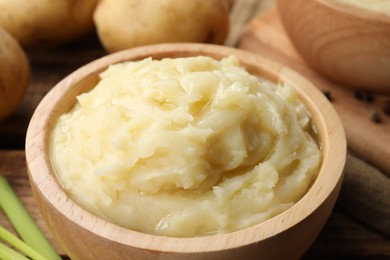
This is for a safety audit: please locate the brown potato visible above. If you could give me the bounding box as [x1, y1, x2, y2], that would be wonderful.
[94, 0, 230, 53]
[0, 27, 30, 122]
[0, 0, 98, 47]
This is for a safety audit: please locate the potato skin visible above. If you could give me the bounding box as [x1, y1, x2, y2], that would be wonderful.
[0, 0, 98, 47]
[0, 27, 30, 122]
[94, 0, 230, 53]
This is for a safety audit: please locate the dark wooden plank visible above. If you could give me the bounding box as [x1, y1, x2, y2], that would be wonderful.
[0, 150, 66, 255]
[0, 33, 106, 150]
[305, 209, 390, 258]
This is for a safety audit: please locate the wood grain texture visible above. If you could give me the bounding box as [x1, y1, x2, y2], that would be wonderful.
[277, 0, 390, 94]
[238, 9, 390, 176]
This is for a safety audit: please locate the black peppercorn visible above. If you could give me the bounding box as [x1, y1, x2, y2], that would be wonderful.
[383, 99, 390, 116]
[354, 89, 374, 102]
[369, 110, 382, 123]
[322, 89, 332, 101]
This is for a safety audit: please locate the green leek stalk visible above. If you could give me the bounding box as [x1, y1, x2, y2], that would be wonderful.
[0, 226, 47, 260]
[0, 176, 61, 260]
[0, 242, 29, 260]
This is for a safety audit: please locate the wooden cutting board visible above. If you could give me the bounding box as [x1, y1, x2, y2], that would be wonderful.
[238, 9, 390, 176]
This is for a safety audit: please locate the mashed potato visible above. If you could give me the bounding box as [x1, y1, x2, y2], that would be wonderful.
[333, 0, 390, 14]
[51, 56, 321, 237]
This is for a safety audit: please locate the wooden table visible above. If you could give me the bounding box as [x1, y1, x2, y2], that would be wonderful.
[1, 0, 389, 259]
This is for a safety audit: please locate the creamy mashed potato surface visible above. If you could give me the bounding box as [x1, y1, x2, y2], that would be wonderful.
[333, 0, 390, 15]
[51, 56, 321, 237]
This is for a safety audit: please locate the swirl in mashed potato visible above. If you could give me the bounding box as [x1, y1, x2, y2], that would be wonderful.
[51, 56, 321, 237]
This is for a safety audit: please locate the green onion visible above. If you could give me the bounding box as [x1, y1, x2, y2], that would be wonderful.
[0, 242, 29, 260]
[0, 176, 61, 260]
[0, 226, 47, 260]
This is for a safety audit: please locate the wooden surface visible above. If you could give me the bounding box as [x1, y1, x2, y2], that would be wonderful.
[238, 9, 390, 176]
[0, 0, 389, 259]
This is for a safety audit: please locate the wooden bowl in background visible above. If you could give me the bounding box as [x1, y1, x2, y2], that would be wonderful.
[277, 0, 390, 94]
[25, 43, 346, 260]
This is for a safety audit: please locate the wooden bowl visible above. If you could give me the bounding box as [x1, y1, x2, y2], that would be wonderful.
[277, 0, 390, 94]
[25, 43, 346, 260]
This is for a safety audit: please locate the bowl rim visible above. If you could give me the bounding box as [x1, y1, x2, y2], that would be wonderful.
[317, 0, 390, 24]
[25, 43, 346, 253]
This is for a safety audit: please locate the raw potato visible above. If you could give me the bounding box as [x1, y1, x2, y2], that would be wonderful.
[94, 0, 230, 53]
[0, 27, 30, 122]
[0, 0, 99, 47]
